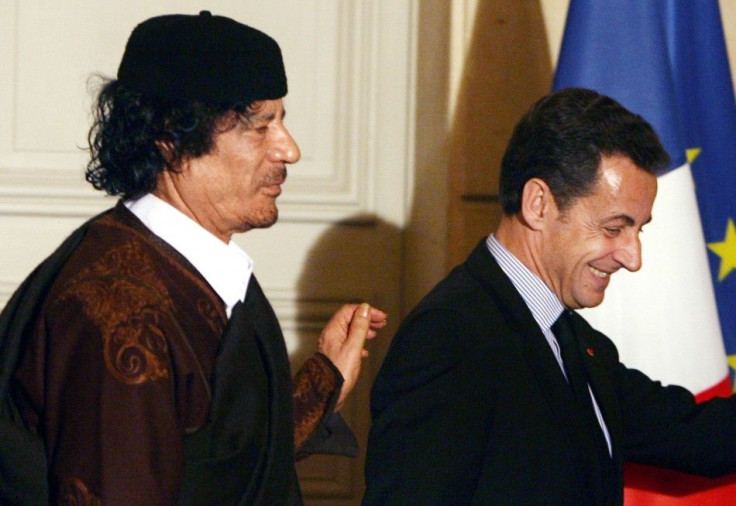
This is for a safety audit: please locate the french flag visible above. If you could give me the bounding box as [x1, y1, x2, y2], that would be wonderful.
[554, 0, 736, 503]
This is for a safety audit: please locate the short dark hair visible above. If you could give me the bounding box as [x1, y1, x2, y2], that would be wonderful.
[85, 79, 255, 199]
[499, 87, 670, 214]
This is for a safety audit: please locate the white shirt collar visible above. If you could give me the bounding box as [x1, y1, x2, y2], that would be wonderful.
[125, 193, 253, 317]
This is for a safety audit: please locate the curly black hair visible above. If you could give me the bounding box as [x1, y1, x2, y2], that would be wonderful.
[86, 78, 254, 199]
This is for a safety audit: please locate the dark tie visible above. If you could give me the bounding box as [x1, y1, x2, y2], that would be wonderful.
[553, 311, 615, 500]
[553, 311, 593, 407]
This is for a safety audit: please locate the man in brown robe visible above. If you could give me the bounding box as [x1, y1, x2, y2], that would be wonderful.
[0, 11, 386, 505]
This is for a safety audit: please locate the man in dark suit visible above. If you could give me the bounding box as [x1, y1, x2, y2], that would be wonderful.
[363, 88, 736, 505]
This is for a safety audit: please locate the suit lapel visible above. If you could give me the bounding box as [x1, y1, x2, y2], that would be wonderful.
[240, 276, 303, 505]
[241, 275, 295, 449]
[464, 241, 587, 434]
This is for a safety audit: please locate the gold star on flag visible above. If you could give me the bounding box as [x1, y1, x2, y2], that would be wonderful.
[686, 147, 701, 164]
[728, 355, 736, 392]
[708, 218, 736, 281]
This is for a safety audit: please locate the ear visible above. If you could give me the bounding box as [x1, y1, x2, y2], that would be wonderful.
[155, 139, 176, 166]
[520, 178, 556, 231]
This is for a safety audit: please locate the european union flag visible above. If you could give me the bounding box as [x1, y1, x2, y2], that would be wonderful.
[667, 3, 736, 369]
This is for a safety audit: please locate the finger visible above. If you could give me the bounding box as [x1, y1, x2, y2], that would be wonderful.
[369, 308, 388, 324]
[370, 320, 388, 330]
[324, 304, 359, 338]
[345, 302, 372, 352]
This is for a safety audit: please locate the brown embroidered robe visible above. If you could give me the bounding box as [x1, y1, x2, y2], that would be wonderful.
[2, 202, 350, 505]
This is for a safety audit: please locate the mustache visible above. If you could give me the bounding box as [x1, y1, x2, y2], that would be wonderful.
[264, 166, 287, 185]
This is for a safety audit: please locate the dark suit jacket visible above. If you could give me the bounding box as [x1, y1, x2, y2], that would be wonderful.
[364, 240, 736, 505]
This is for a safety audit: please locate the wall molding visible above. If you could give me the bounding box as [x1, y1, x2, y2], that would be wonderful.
[0, 1, 398, 224]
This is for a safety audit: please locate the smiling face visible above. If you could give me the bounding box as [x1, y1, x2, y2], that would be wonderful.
[155, 98, 300, 242]
[539, 154, 658, 309]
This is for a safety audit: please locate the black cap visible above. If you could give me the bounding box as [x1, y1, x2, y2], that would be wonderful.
[117, 11, 287, 103]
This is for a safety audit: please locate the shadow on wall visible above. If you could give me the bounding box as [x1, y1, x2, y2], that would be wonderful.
[444, 0, 554, 268]
[289, 215, 401, 369]
[403, 0, 554, 313]
[291, 215, 401, 501]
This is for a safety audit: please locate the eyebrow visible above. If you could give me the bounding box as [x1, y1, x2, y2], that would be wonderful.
[254, 112, 276, 122]
[603, 214, 652, 226]
[254, 109, 285, 123]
